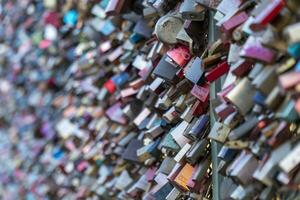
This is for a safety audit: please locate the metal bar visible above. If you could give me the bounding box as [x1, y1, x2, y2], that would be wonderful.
[208, 10, 223, 200]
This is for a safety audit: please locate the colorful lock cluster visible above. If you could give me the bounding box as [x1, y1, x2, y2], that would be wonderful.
[0, 0, 300, 200]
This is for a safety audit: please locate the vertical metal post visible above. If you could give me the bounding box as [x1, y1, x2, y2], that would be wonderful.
[208, 10, 223, 200]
